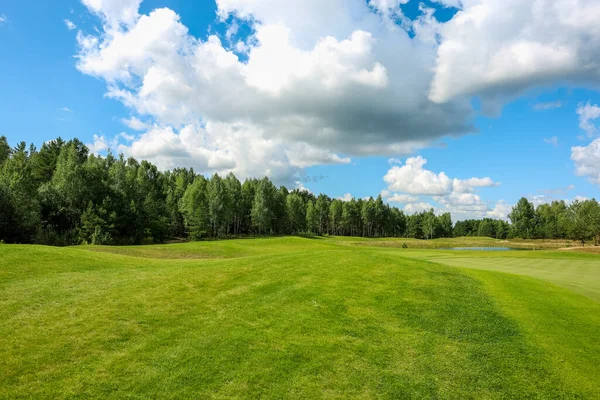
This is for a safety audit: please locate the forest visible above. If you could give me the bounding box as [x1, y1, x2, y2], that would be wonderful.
[1, 136, 599, 245]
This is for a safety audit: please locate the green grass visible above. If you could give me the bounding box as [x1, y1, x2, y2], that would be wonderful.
[1, 237, 599, 399]
[394, 249, 600, 302]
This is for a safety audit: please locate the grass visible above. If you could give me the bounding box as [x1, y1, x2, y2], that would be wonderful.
[1, 236, 599, 399]
[394, 249, 600, 302]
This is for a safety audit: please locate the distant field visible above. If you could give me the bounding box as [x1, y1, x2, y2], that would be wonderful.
[347, 235, 586, 250]
[1, 237, 599, 399]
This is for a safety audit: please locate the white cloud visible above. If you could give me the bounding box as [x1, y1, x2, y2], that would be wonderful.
[387, 193, 419, 204]
[530, 195, 550, 207]
[81, 0, 142, 27]
[383, 156, 498, 196]
[118, 125, 235, 172]
[380, 189, 418, 204]
[338, 193, 353, 202]
[285, 143, 351, 168]
[116, 132, 135, 142]
[573, 195, 590, 202]
[384, 156, 453, 195]
[64, 19, 77, 30]
[544, 136, 559, 147]
[74, 0, 475, 183]
[295, 181, 312, 194]
[86, 134, 113, 154]
[533, 101, 562, 111]
[122, 116, 152, 131]
[452, 177, 498, 193]
[577, 102, 600, 137]
[383, 155, 502, 219]
[61, 107, 73, 113]
[368, 0, 407, 20]
[0, 14, 8, 25]
[571, 137, 600, 183]
[74, 0, 600, 186]
[404, 202, 435, 214]
[486, 200, 512, 220]
[429, 0, 600, 110]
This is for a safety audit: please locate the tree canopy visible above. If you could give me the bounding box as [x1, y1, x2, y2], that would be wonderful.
[0, 136, 598, 245]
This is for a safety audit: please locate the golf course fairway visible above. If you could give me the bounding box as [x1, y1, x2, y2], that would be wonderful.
[1, 237, 599, 399]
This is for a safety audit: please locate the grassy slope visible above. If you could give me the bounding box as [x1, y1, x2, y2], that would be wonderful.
[1, 237, 599, 399]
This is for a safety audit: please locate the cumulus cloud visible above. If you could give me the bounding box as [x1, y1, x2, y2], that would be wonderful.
[486, 200, 512, 220]
[577, 102, 600, 137]
[384, 156, 453, 195]
[74, 0, 600, 187]
[74, 0, 475, 183]
[571, 137, 600, 183]
[429, 0, 600, 110]
[383, 155, 503, 219]
[383, 156, 498, 196]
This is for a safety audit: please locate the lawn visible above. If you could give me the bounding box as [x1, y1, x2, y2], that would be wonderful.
[1, 237, 599, 399]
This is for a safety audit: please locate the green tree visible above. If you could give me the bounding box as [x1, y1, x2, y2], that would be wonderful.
[224, 172, 243, 235]
[438, 212, 453, 238]
[207, 174, 231, 237]
[0, 135, 11, 167]
[422, 209, 439, 240]
[477, 219, 495, 238]
[251, 178, 275, 234]
[495, 220, 509, 239]
[568, 200, 594, 246]
[180, 176, 209, 239]
[0, 142, 40, 242]
[315, 194, 330, 235]
[329, 200, 343, 236]
[361, 198, 375, 237]
[306, 200, 318, 234]
[509, 198, 536, 239]
[286, 193, 306, 233]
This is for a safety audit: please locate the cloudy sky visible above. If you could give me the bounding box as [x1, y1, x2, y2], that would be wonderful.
[1, 0, 599, 220]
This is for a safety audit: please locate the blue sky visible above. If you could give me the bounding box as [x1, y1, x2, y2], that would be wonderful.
[1, 0, 599, 220]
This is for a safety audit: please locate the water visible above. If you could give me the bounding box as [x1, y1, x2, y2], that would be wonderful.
[439, 247, 519, 251]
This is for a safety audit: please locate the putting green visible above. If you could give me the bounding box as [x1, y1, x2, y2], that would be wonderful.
[393, 249, 600, 303]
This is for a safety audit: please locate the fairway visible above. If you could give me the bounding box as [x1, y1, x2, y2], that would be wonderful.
[1, 237, 599, 399]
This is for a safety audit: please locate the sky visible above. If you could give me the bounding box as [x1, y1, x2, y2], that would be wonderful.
[1, 0, 600, 220]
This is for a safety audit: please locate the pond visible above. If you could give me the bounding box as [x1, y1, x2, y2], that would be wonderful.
[439, 247, 522, 251]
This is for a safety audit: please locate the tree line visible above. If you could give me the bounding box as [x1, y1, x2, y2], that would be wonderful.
[453, 197, 600, 244]
[0, 136, 598, 245]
